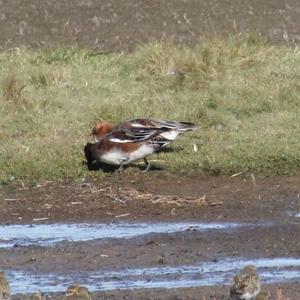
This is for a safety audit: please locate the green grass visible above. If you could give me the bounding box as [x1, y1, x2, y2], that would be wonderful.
[0, 35, 300, 183]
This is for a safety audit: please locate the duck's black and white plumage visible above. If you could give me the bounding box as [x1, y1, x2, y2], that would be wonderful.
[86, 118, 196, 171]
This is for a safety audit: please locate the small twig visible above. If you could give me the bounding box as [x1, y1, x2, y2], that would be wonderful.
[209, 201, 224, 206]
[115, 213, 130, 218]
[32, 217, 49, 221]
[4, 198, 21, 201]
[231, 171, 244, 177]
[71, 201, 83, 205]
[108, 195, 126, 204]
[250, 173, 256, 186]
[16, 84, 26, 97]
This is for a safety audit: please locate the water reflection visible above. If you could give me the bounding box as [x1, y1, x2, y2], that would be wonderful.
[6, 257, 300, 294]
[0, 221, 258, 248]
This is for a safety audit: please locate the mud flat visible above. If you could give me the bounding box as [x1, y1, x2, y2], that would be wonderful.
[0, 221, 262, 248]
[1, 175, 300, 299]
[5, 257, 300, 294]
[1, 220, 300, 299]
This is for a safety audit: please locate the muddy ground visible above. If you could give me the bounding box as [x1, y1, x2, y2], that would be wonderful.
[1, 174, 300, 299]
[1, 0, 300, 298]
[1, 174, 300, 224]
[0, 0, 299, 52]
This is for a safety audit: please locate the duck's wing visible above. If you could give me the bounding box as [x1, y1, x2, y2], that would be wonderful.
[124, 118, 155, 128]
[125, 118, 196, 130]
[104, 127, 164, 143]
[148, 118, 197, 131]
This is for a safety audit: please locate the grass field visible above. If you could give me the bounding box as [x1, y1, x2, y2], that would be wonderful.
[0, 35, 300, 183]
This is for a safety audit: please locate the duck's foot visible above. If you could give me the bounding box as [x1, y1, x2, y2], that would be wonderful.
[142, 158, 151, 172]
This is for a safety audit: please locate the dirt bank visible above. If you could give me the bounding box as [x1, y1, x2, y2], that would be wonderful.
[1, 174, 299, 224]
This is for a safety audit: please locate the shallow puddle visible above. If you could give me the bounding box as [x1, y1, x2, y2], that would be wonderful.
[7, 257, 300, 294]
[0, 221, 259, 248]
[287, 211, 300, 218]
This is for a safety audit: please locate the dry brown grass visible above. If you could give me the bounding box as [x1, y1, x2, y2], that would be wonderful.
[1, 74, 25, 105]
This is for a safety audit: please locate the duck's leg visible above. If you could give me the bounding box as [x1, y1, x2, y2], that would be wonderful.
[142, 158, 151, 172]
[116, 162, 124, 173]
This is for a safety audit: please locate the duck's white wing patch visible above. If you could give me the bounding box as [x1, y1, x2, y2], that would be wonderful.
[160, 130, 180, 140]
[105, 128, 160, 143]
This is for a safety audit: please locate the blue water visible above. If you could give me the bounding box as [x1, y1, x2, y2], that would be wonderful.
[1, 222, 297, 294]
[287, 211, 300, 218]
[6, 257, 300, 294]
[0, 221, 258, 248]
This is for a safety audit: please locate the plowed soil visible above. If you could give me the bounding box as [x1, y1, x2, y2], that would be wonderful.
[0, 0, 299, 52]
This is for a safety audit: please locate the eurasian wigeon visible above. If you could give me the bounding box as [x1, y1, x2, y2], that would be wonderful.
[92, 121, 115, 140]
[85, 125, 181, 172]
[229, 265, 261, 300]
[92, 117, 196, 143]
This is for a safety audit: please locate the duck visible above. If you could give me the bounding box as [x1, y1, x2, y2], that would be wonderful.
[85, 125, 172, 172]
[92, 117, 196, 143]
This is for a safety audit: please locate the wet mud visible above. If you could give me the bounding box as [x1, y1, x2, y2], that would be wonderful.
[6, 257, 300, 293]
[0, 221, 255, 248]
[1, 175, 300, 299]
